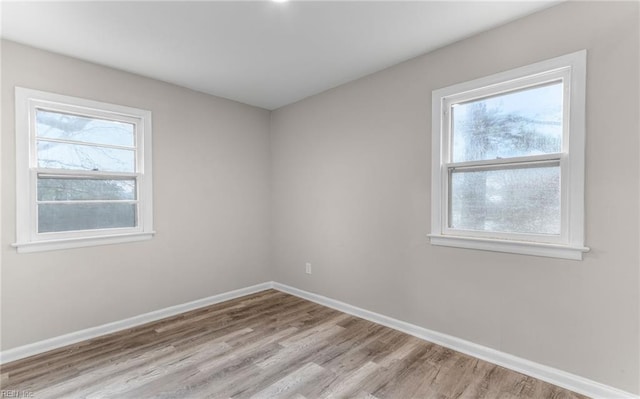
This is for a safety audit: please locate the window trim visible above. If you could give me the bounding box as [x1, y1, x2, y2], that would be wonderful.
[429, 50, 589, 260]
[13, 87, 154, 253]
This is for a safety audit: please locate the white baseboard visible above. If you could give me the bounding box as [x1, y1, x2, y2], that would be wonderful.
[1, 281, 636, 399]
[272, 282, 638, 399]
[0, 281, 274, 364]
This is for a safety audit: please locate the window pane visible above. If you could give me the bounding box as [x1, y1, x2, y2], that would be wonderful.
[38, 177, 136, 201]
[36, 109, 134, 147]
[452, 82, 563, 162]
[38, 203, 136, 233]
[37, 140, 135, 172]
[450, 166, 560, 235]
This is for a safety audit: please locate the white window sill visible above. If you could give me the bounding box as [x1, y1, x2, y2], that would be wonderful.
[428, 234, 589, 260]
[12, 232, 155, 253]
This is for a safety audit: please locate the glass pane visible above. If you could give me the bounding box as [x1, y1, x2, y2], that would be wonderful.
[38, 177, 136, 201]
[38, 203, 136, 233]
[452, 82, 563, 162]
[36, 109, 134, 147]
[37, 140, 135, 172]
[450, 166, 560, 235]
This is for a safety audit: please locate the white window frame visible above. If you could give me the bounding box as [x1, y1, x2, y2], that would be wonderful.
[429, 50, 589, 260]
[13, 87, 154, 253]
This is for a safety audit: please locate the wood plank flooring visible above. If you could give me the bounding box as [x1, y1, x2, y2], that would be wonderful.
[1, 289, 589, 398]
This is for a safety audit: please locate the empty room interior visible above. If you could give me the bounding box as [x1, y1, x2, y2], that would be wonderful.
[1, 1, 639, 398]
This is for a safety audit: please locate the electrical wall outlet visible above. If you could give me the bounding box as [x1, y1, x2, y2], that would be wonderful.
[305, 262, 312, 274]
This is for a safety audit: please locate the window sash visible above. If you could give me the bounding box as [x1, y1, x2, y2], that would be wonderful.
[29, 103, 143, 238]
[443, 68, 572, 164]
[439, 68, 572, 244]
[29, 101, 144, 166]
[441, 156, 569, 245]
[30, 105, 143, 237]
[442, 158, 565, 243]
[30, 171, 144, 239]
[449, 81, 564, 164]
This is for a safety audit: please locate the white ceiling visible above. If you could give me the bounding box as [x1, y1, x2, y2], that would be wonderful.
[1, 1, 559, 110]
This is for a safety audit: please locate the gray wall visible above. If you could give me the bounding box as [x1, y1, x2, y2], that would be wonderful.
[271, 1, 639, 394]
[1, 40, 271, 350]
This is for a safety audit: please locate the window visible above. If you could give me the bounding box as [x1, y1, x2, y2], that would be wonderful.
[430, 51, 588, 260]
[13, 88, 154, 252]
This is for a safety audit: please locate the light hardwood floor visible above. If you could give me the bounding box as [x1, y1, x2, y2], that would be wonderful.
[1, 289, 589, 398]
